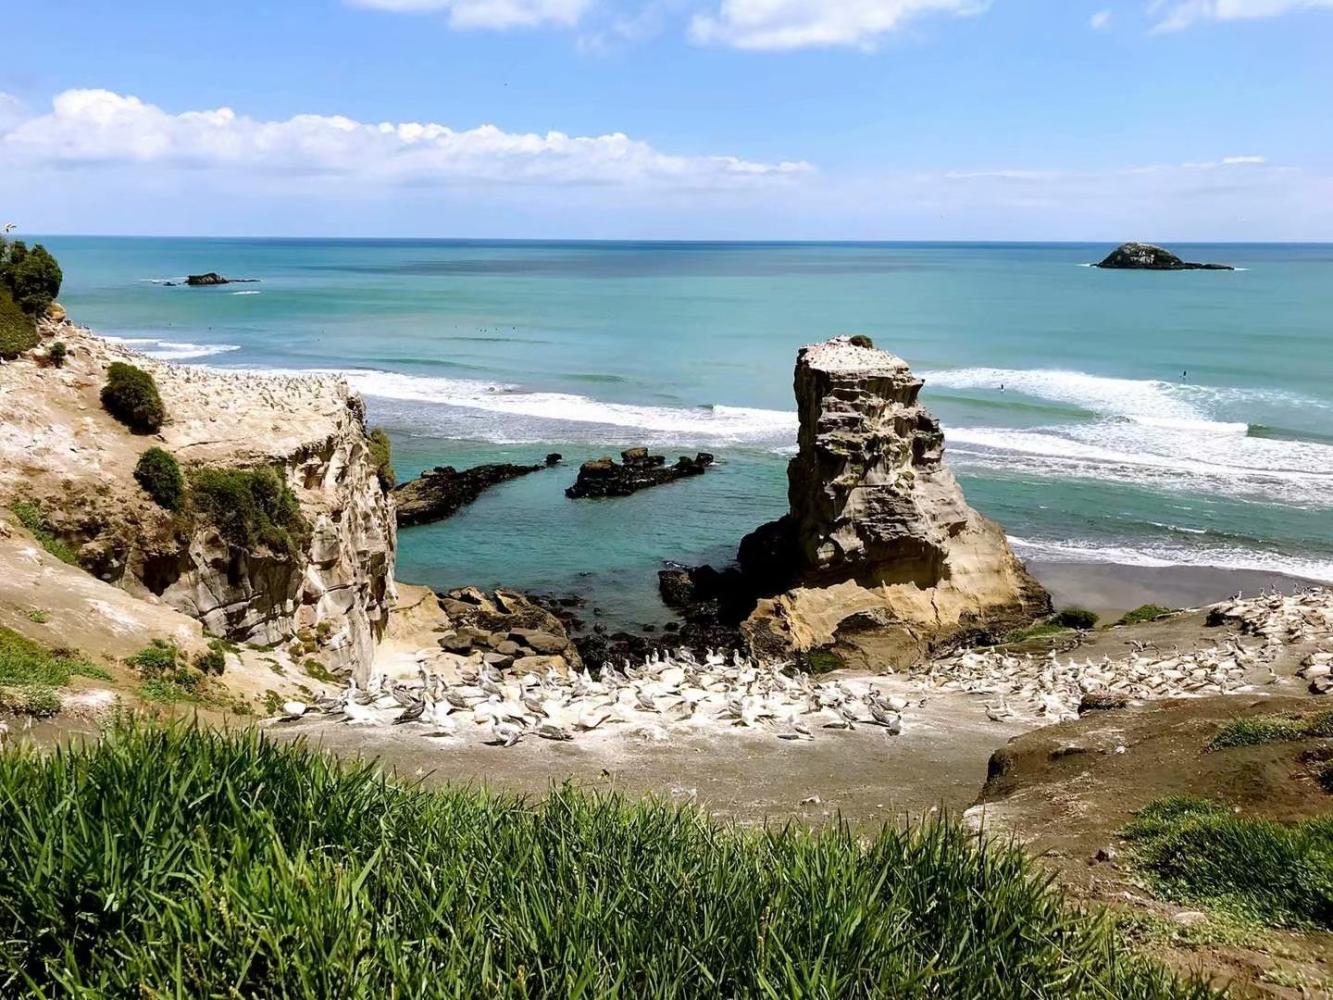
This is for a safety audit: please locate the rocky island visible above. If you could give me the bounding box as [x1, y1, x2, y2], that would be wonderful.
[162, 272, 261, 286]
[1094, 242, 1234, 270]
[394, 455, 561, 528]
[565, 448, 714, 499]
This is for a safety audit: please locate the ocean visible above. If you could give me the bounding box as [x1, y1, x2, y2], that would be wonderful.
[40, 237, 1333, 626]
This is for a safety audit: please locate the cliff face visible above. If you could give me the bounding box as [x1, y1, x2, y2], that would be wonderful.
[740, 337, 1048, 667]
[0, 318, 396, 677]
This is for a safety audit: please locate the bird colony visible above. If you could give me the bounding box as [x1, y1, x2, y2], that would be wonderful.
[281, 588, 1333, 743]
[916, 588, 1333, 721]
[281, 648, 908, 747]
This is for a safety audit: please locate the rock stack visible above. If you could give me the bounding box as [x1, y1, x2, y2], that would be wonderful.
[394, 456, 559, 528]
[738, 336, 1049, 667]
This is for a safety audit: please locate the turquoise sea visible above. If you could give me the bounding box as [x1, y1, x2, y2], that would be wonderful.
[40, 238, 1333, 626]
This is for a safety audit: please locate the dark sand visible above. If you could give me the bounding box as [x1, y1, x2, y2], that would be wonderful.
[1029, 560, 1322, 620]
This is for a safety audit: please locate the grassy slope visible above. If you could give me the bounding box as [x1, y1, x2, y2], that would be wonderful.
[0, 722, 1211, 999]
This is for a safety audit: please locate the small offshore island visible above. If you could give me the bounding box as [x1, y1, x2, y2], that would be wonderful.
[1095, 242, 1236, 271]
[1, 242, 1330, 996]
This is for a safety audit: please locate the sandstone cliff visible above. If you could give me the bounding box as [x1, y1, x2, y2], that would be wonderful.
[0, 318, 396, 677]
[739, 337, 1048, 667]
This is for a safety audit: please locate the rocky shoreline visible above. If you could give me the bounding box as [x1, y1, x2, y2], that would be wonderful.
[394, 455, 561, 527]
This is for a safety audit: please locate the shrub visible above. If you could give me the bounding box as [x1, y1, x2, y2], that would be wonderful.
[190, 466, 306, 556]
[193, 642, 227, 676]
[848, 334, 875, 348]
[1054, 607, 1100, 630]
[47, 341, 67, 367]
[0, 720, 1210, 998]
[134, 447, 185, 511]
[1003, 621, 1073, 643]
[128, 639, 180, 678]
[4, 244, 63, 315]
[1117, 604, 1174, 626]
[101, 362, 165, 433]
[10, 499, 78, 565]
[0, 286, 38, 360]
[368, 426, 396, 490]
[1123, 796, 1333, 929]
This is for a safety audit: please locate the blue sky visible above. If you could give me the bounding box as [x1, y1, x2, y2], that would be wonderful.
[3, 0, 1331, 239]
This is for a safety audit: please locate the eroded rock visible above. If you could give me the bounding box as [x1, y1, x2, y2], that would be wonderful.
[737, 336, 1049, 666]
[566, 449, 714, 499]
[394, 457, 557, 528]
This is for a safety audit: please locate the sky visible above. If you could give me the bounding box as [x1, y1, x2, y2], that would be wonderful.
[2, 0, 1331, 240]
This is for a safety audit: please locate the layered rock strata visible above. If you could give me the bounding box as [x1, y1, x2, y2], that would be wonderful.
[0, 317, 396, 677]
[394, 457, 559, 528]
[737, 336, 1049, 667]
[566, 448, 714, 499]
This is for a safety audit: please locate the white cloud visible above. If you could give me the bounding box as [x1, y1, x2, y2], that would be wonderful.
[347, 0, 591, 29]
[0, 89, 812, 189]
[1149, 0, 1333, 32]
[689, 0, 989, 50]
[0, 93, 24, 132]
[1090, 8, 1112, 28]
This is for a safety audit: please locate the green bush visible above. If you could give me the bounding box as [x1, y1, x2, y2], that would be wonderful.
[0, 286, 37, 360]
[3, 244, 62, 315]
[193, 642, 227, 677]
[1123, 796, 1333, 929]
[101, 362, 166, 433]
[127, 639, 180, 678]
[1003, 621, 1073, 643]
[190, 466, 306, 556]
[133, 447, 185, 511]
[368, 426, 396, 490]
[1117, 604, 1174, 626]
[9, 500, 78, 565]
[1054, 607, 1099, 630]
[47, 341, 67, 367]
[0, 721, 1209, 998]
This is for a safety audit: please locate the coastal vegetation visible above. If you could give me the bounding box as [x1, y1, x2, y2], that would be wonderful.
[0, 238, 63, 316]
[0, 721, 1210, 999]
[190, 466, 307, 556]
[10, 500, 77, 565]
[369, 426, 396, 490]
[100, 361, 166, 433]
[1207, 710, 1333, 751]
[1122, 797, 1333, 929]
[133, 446, 185, 511]
[0, 287, 37, 360]
[1054, 607, 1099, 630]
[127, 639, 221, 704]
[1118, 604, 1175, 626]
[0, 626, 109, 717]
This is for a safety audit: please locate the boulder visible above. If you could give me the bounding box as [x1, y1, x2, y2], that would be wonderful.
[177, 272, 261, 286]
[393, 461, 549, 528]
[1093, 243, 1233, 271]
[565, 449, 715, 499]
[738, 336, 1049, 667]
[437, 587, 582, 670]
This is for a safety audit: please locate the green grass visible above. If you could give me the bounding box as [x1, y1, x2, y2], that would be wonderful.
[1002, 622, 1073, 643]
[0, 685, 61, 717]
[1208, 710, 1333, 751]
[303, 658, 338, 683]
[9, 500, 78, 565]
[0, 627, 108, 689]
[137, 676, 205, 704]
[25, 610, 49, 624]
[0, 721, 1211, 999]
[1123, 797, 1333, 930]
[1117, 605, 1175, 627]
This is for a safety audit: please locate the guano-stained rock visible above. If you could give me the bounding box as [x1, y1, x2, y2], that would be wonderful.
[738, 336, 1049, 667]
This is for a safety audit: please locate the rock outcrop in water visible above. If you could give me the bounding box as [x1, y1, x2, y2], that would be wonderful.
[1094, 243, 1233, 271]
[566, 448, 714, 499]
[163, 273, 261, 287]
[394, 457, 559, 528]
[736, 336, 1049, 667]
[0, 317, 396, 678]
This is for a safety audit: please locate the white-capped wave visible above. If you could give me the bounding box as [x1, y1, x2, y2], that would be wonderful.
[1010, 536, 1333, 584]
[948, 424, 1333, 507]
[337, 368, 798, 444]
[101, 335, 241, 362]
[231, 289, 261, 296]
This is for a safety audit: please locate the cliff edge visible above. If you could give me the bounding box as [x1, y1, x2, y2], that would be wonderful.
[0, 317, 396, 677]
[738, 336, 1049, 667]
